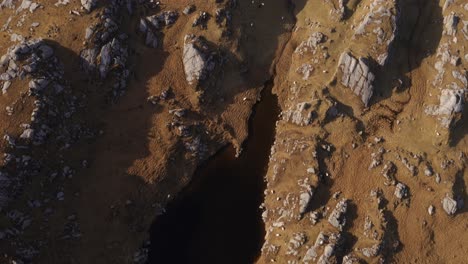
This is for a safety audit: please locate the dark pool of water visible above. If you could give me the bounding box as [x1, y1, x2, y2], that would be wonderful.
[148, 81, 279, 264]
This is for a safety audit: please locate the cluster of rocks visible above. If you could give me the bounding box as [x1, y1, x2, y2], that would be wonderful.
[166, 106, 208, 160]
[303, 231, 344, 264]
[286, 232, 307, 256]
[294, 32, 327, 56]
[338, 52, 375, 107]
[329, 0, 348, 21]
[327, 198, 349, 231]
[0, 39, 93, 262]
[393, 182, 409, 199]
[368, 147, 386, 170]
[185, 2, 234, 35]
[425, 83, 466, 128]
[426, 2, 467, 128]
[380, 161, 398, 185]
[0, 0, 41, 11]
[352, 0, 398, 65]
[182, 35, 217, 85]
[79, 0, 130, 99]
[192, 11, 210, 29]
[1, 39, 69, 202]
[138, 10, 179, 48]
[296, 63, 314, 80]
[282, 102, 316, 126]
[356, 190, 397, 262]
[260, 1, 467, 263]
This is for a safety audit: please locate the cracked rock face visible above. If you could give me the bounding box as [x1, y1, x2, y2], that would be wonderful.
[182, 35, 215, 85]
[338, 52, 375, 107]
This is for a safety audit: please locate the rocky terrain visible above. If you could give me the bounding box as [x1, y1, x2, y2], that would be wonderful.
[0, 0, 466, 263]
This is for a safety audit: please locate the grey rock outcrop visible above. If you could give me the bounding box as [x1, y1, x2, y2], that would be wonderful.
[338, 52, 375, 106]
[79, 1, 130, 99]
[425, 88, 466, 127]
[294, 32, 326, 55]
[328, 199, 349, 231]
[283, 102, 315, 126]
[182, 35, 215, 85]
[139, 11, 179, 48]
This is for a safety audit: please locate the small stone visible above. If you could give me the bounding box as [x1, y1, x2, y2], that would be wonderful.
[435, 173, 441, 183]
[428, 205, 435, 215]
[424, 165, 434, 176]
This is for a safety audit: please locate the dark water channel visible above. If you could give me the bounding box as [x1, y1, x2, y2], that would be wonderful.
[148, 81, 280, 264]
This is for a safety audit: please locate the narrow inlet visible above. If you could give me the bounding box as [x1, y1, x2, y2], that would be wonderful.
[148, 80, 280, 264]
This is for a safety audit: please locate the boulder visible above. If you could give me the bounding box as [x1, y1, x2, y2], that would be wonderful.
[299, 187, 313, 216]
[182, 35, 214, 85]
[338, 52, 375, 106]
[442, 195, 457, 215]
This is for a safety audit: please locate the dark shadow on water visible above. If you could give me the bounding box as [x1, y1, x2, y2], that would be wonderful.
[147, 79, 280, 264]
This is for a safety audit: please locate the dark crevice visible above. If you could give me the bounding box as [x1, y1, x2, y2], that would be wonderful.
[147, 78, 280, 264]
